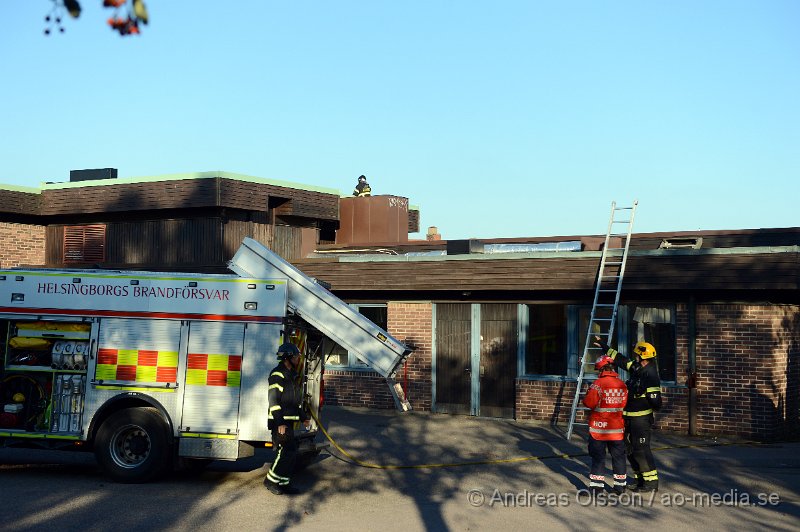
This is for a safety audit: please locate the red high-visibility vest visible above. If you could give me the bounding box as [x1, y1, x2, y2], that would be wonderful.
[582, 370, 628, 441]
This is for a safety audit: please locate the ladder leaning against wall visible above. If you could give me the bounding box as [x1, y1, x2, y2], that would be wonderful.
[565, 200, 638, 440]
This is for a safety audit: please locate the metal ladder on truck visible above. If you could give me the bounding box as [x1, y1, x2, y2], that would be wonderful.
[229, 237, 413, 411]
[565, 200, 638, 440]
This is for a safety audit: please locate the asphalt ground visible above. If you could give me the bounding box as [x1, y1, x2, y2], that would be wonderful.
[1, 406, 799, 531]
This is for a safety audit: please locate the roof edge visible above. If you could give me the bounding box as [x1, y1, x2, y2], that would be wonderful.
[37, 171, 341, 195]
[305, 245, 800, 263]
[0, 184, 42, 194]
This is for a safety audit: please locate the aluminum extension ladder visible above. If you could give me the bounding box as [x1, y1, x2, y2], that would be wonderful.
[565, 200, 638, 439]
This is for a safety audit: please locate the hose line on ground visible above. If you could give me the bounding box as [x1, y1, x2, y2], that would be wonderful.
[308, 410, 754, 470]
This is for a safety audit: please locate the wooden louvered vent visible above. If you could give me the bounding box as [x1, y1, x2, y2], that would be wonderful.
[63, 225, 106, 264]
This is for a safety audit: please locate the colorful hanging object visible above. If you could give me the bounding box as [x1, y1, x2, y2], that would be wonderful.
[42, 0, 149, 37]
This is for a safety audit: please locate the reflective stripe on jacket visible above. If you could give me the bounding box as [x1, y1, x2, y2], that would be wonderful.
[267, 363, 307, 430]
[605, 348, 663, 415]
[353, 183, 372, 197]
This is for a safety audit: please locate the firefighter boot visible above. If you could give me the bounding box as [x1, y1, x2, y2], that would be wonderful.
[627, 472, 644, 491]
[612, 474, 627, 495]
[632, 481, 658, 493]
[265, 481, 284, 495]
[264, 477, 285, 495]
[632, 470, 658, 492]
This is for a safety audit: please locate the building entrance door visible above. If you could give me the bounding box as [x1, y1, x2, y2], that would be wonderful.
[434, 303, 517, 418]
[434, 304, 471, 414]
[479, 304, 517, 418]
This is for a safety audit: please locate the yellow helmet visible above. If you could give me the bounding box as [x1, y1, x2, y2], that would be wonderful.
[634, 341, 657, 359]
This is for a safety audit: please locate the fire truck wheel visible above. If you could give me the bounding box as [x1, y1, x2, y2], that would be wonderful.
[95, 407, 172, 483]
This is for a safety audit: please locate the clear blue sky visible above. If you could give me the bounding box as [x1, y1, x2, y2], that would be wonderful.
[1, 1, 798, 240]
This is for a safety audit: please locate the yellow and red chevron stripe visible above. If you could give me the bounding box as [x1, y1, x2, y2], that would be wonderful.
[186, 353, 242, 387]
[96, 348, 178, 382]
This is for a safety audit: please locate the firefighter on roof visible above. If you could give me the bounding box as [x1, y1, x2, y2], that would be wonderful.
[265, 342, 309, 495]
[583, 354, 628, 493]
[352, 175, 371, 197]
[594, 338, 662, 492]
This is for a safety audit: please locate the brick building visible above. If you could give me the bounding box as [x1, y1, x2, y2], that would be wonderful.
[0, 170, 797, 440]
[296, 232, 800, 441]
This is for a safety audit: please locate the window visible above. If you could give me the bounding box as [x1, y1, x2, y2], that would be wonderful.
[63, 225, 106, 264]
[324, 304, 387, 369]
[625, 304, 676, 382]
[524, 305, 567, 376]
[521, 303, 678, 382]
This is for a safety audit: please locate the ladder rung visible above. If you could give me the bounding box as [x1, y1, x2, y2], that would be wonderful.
[593, 318, 612, 321]
[600, 275, 620, 279]
[572, 422, 589, 426]
[593, 332, 610, 336]
[606, 248, 626, 251]
[614, 207, 634, 210]
[595, 304, 615, 307]
[604, 262, 623, 266]
[598, 289, 616, 292]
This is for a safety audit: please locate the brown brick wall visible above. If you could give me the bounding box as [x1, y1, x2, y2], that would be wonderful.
[694, 303, 800, 440]
[516, 379, 579, 425]
[515, 379, 688, 431]
[322, 369, 396, 409]
[322, 302, 433, 411]
[0, 222, 45, 268]
[388, 302, 433, 411]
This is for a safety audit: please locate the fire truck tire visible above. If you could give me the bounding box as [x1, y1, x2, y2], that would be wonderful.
[95, 407, 172, 483]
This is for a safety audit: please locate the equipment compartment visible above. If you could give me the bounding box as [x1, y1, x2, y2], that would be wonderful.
[1, 319, 90, 434]
[4, 320, 91, 372]
[0, 372, 50, 431]
[50, 374, 86, 433]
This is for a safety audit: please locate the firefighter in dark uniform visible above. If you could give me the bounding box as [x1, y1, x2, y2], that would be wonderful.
[594, 338, 662, 492]
[265, 342, 309, 495]
[352, 175, 372, 197]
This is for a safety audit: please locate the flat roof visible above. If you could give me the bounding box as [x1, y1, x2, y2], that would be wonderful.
[35, 171, 340, 195]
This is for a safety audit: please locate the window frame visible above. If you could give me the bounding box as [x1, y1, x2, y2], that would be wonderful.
[517, 302, 679, 384]
[618, 303, 678, 384]
[519, 303, 572, 379]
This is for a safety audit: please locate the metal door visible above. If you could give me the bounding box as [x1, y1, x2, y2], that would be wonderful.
[434, 304, 471, 414]
[86, 318, 183, 436]
[479, 304, 517, 418]
[181, 321, 246, 434]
